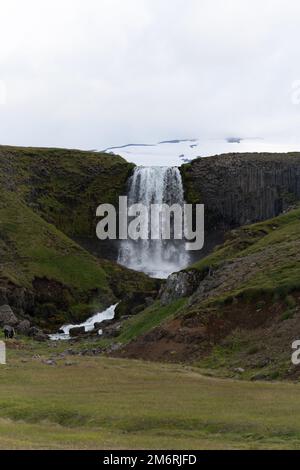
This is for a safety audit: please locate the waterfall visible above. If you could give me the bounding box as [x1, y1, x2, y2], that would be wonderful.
[118, 166, 190, 278]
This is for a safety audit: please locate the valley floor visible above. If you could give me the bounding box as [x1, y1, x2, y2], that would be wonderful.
[1, 342, 300, 449]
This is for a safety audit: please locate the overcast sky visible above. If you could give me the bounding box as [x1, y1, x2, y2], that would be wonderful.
[0, 0, 300, 150]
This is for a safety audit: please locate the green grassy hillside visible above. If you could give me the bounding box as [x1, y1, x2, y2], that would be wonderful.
[189, 206, 300, 301]
[0, 146, 157, 329]
[0, 145, 134, 239]
[0, 187, 114, 328]
[118, 207, 300, 380]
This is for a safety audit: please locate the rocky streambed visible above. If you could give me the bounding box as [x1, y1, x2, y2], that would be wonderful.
[49, 304, 118, 340]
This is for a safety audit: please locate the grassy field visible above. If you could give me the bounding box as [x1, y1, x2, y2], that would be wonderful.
[1, 343, 300, 449]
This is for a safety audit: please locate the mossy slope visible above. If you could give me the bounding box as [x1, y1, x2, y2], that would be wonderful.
[189, 206, 300, 302]
[0, 145, 134, 240]
[118, 207, 300, 379]
[0, 145, 157, 328]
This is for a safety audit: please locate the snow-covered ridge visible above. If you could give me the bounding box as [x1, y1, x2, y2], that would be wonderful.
[104, 137, 300, 167]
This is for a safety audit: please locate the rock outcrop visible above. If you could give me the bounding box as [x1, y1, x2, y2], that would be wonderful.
[0, 304, 47, 340]
[158, 153, 300, 308]
[69, 326, 86, 337]
[160, 271, 204, 305]
[181, 152, 300, 230]
[0, 286, 34, 318]
[28, 327, 48, 342]
[0, 305, 18, 326]
[16, 320, 31, 335]
[115, 289, 159, 318]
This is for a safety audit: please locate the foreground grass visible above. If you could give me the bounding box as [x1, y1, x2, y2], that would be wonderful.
[1, 345, 300, 449]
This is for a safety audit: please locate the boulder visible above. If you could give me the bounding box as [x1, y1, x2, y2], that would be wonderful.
[16, 320, 31, 335]
[64, 361, 76, 367]
[3, 325, 15, 339]
[102, 323, 122, 339]
[93, 322, 103, 331]
[0, 304, 18, 326]
[43, 359, 56, 366]
[160, 271, 203, 306]
[94, 320, 114, 330]
[250, 374, 269, 382]
[69, 326, 85, 337]
[34, 332, 48, 342]
[28, 326, 40, 337]
[28, 326, 48, 342]
[106, 342, 122, 353]
[233, 367, 245, 374]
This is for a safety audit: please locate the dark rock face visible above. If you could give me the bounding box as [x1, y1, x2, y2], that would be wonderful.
[0, 286, 34, 319]
[115, 290, 158, 318]
[182, 153, 300, 230]
[101, 323, 122, 339]
[0, 306, 47, 339]
[0, 305, 18, 326]
[0, 288, 7, 305]
[160, 153, 300, 307]
[28, 326, 48, 341]
[160, 270, 204, 305]
[69, 326, 86, 337]
[16, 320, 31, 335]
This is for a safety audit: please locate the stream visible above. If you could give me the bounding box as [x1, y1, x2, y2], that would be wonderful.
[49, 304, 118, 341]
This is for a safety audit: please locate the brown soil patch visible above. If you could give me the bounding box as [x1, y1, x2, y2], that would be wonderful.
[117, 294, 300, 372]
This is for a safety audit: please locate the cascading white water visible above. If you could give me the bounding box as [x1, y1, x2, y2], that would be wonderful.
[49, 304, 118, 341]
[51, 168, 190, 340]
[118, 166, 190, 278]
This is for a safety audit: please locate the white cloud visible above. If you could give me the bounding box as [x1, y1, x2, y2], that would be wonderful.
[0, 0, 299, 149]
